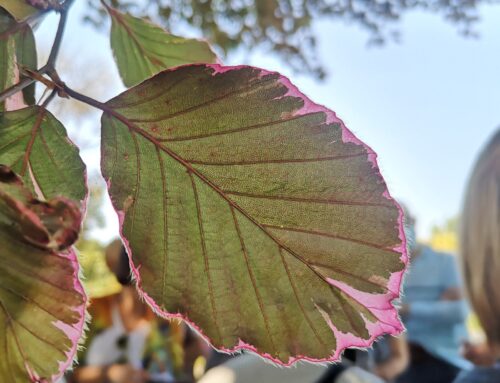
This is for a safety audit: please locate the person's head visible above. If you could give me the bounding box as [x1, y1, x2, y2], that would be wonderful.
[105, 239, 133, 286]
[460, 129, 500, 349]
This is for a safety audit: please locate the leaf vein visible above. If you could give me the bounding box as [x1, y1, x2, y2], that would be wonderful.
[188, 152, 366, 165]
[156, 147, 169, 305]
[278, 247, 330, 352]
[128, 130, 142, 241]
[262, 224, 399, 254]
[0, 281, 65, 323]
[0, 300, 31, 381]
[230, 206, 277, 353]
[127, 76, 278, 124]
[189, 172, 223, 345]
[157, 114, 320, 142]
[225, 190, 393, 208]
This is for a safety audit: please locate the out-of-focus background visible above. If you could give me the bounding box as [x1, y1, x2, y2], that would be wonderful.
[36, 0, 499, 245]
[28, 1, 499, 382]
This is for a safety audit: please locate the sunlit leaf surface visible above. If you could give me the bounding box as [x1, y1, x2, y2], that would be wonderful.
[0, 8, 37, 109]
[0, 106, 86, 205]
[0, 0, 38, 22]
[107, 6, 218, 87]
[0, 166, 86, 382]
[0, 10, 18, 111]
[100, 64, 407, 364]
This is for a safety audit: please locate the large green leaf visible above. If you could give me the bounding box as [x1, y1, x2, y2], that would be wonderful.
[0, 165, 86, 382]
[0, 106, 87, 205]
[100, 64, 407, 364]
[107, 6, 218, 87]
[0, 8, 37, 110]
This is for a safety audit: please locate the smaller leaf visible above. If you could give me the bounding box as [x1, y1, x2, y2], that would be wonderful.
[0, 106, 87, 206]
[0, 165, 86, 382]
[13, 16, 37, 105]
[106, 5, 218, 87]
[0, 8, 37, 109]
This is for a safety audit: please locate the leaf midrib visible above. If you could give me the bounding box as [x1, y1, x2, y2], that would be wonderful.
[19, 107, 45, 197]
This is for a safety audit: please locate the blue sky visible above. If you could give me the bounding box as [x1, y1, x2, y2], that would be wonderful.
[36, 3, 500, 241]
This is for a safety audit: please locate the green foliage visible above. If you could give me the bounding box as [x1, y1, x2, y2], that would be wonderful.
[0, 0, 409, 380]
[0, 107, 86, 204]
[107, 5, 217, 87]
[0, 8, 37, 110]
[0, 166, 86, 382]
[85, 0, 495, 78]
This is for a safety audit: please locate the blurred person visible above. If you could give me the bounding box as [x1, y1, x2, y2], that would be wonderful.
[461, 340, 496, 367]
[396, 210, 471, 383]
[69, 240, 190, 383]
[454, 129, 500, 383]
[316, 335, 409, 383]
[198, 352, 327, 383]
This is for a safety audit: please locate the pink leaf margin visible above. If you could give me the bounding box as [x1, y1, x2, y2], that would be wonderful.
[37, 171, 89, 382]
[1, 107, 89, 380]
[50, 248, 88, 383]
[104, 63, 409, 366]
[22, 248, 88, 383]
[48, 145, 90, 382]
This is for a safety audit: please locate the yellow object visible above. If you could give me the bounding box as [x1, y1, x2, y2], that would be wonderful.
[77, 240, 122, 299]
[193, 356, 207, 381]
[428, 217, 459, 253]
[429, 231, 458, 253]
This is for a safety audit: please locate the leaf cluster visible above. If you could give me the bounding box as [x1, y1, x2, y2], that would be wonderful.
[0, 1, 408, 381]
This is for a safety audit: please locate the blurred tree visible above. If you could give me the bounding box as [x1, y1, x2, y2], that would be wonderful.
[84, 0, 498, 78]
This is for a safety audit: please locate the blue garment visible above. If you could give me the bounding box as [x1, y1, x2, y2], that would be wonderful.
[401, 245, 472, 370]
[453, 363, 500, 383]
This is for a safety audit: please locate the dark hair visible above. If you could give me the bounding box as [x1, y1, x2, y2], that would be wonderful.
[116, 246, 133, 286]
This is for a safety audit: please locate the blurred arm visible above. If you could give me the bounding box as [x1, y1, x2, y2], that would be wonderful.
[374, 335, 409, 381]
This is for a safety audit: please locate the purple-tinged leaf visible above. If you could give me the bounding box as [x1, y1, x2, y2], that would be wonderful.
[100, 64, 408, 364]
[0, 165, 86, 382]
[0, 7, 37, 110]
